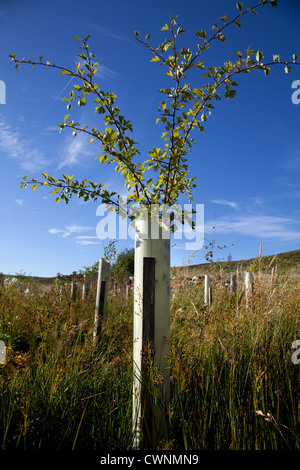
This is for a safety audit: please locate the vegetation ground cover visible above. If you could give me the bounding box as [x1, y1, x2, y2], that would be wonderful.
[0, 257, 299, 450]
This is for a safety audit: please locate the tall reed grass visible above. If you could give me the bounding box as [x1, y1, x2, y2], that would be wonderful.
[0, 270, 299, 450]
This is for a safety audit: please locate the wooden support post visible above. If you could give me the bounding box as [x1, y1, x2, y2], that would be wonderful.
[126, 285, 130, 299]
[204, 274, 212, 306]
[141, 257, 155, 450]
[93, 258, 110, 344]
[230, 274, 237, 294]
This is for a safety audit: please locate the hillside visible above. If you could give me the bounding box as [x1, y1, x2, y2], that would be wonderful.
[2, 249, 299, 283]
[173, 248, 300, 277]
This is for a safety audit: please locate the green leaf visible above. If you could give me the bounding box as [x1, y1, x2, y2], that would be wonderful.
[236, 2, 243, 14]
[195, 30, 206, 39]
[161, 23, 169, 31]
[78, 96, 86, 106]
[32, 184, 39, 191]
[150, 56, 160, 62]
[195, 61, 205, 69]
[248, 6, 258, 15]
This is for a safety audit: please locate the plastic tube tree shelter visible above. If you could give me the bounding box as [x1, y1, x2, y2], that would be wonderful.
[14, 0, 300, 449]
[204, 274, 212, 306]
[133, 208, 170, 449]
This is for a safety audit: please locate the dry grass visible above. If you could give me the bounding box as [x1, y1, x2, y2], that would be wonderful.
[0, 269, 299, 450]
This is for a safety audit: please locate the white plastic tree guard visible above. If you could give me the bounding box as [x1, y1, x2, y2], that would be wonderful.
[245, 271, 254, 304]
[0, 340, 5, 365]
[93, 258, 110, 343]
[133, 215, 170, 449]
[71, 281, 77, 302]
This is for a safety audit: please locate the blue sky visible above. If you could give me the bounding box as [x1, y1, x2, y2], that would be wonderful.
[0, 0, 300, 277]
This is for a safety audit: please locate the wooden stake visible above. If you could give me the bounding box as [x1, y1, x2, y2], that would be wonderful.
[141, 257, 155, 449]
[230, 274, 237, 293]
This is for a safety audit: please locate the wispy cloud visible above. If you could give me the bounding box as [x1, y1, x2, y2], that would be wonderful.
[95, 65, 118, 80]
[0, 115, 49, 172]
[205, 214, 300, 241]
[48, 228, 71, 238]
[65, 225, 94, 233]
[210, 199, 239, 210]
[15, 199, 24, 206]
[87, 23, 133, 44]
[57, 133, 93, 169]
[75, 239, 101, 246]
[48, 225, 96, 242]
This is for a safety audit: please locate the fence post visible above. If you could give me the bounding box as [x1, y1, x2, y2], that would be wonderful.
[93, 258, 110, 344]
[133, 214, 170, 450]
[245, 271, 254, 305]
[230, 274, 237, 294]
[204, 274, 212, 306]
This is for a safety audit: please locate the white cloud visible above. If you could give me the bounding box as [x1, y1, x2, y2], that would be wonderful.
[205, 214, 300, 241]
[48, 228, 65, 235]
[57, 133, 93, 169]
[0, 115, 49, 172]
[65, 225, 94, 233]
[15, 199, 24, 206]
[210, 199, 239, 210]
[48, 225, 95, 241]
[75, 239, 101, 245]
